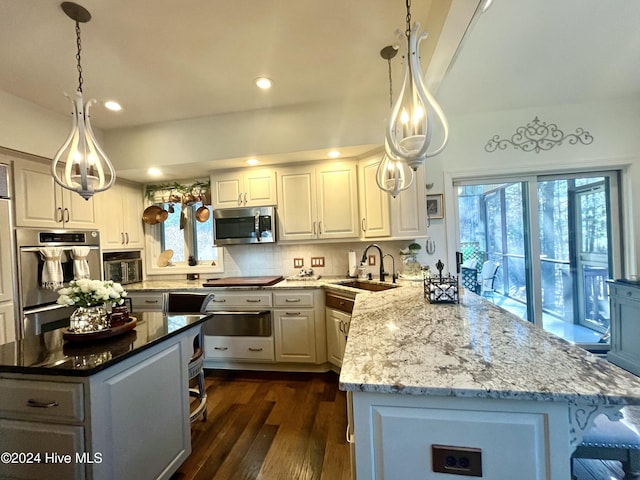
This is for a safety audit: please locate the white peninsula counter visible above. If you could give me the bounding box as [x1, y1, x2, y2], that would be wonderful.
[339, 283, 640, 479]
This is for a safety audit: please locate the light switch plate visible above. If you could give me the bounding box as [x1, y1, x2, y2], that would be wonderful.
[293, 258, 304, 268]
[368, 255, 376, 266]
[311, 257, 325, 267]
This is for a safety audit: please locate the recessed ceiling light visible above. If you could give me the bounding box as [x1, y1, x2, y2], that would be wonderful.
[246, 158, 259, 166]
[255, 77, 273, 90]
[327, 150, 340, 158]
[104, 100, 122, 111]
[147, 168, 162, 177]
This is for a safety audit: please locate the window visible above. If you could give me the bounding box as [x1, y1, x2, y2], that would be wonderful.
[144, 183, 224, 276]
[456, 171, 621, 352]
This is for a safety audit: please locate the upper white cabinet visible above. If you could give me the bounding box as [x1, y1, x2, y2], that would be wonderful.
[277, 161, 359, 241]
[211, 168, 277, 209]
[358, 156, 391, 238]
[14, 159, 97, 229]
[389, 164, 427, 239]
[95, 182, 144, 250]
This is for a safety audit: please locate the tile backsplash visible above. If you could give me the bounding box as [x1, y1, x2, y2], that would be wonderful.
[222, 240, 421, 278]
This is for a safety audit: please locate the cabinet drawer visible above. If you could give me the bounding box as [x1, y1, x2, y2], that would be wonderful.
[0, 379, 84, 422]
[273, 291, 315, 308]
[204, 336, 275, 361]
[611, 284, 640, 303]
[128, 292, 165, 311]
[203, 292, 272, 309]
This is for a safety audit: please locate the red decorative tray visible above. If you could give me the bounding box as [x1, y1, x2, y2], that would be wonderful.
[63, 317, 137, 343]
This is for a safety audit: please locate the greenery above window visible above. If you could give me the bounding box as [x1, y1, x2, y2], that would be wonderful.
[144, 180, 211, 202]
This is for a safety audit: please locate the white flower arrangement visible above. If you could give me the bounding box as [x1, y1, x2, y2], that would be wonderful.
[56, 279, 128, 308]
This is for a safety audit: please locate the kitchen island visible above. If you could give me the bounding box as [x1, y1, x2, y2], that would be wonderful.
[0, 312, 209, 480]
[339, 283, 640, 479]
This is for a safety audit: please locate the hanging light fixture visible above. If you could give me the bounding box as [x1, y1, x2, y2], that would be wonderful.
[52, 2, 116, 201]
[385, 0, 449, 171]
[376, 45, 414, 197]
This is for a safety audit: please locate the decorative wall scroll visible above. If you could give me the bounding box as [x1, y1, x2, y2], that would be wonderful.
[426, 194, 444, 219]
[485, 117, 594, 153]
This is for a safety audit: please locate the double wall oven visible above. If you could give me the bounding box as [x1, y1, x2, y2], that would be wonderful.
[16, 229, 102, 338]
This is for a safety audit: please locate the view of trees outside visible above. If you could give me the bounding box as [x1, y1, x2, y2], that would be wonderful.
[457, 176, 609, 333]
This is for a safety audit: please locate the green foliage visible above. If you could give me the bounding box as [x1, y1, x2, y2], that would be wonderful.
[144, 180, 211, 201]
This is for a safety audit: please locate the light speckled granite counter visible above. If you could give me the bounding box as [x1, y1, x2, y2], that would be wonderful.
[339, 282, 640, 407]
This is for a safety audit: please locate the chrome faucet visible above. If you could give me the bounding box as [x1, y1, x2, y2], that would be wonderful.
[361, 243, 388, 282]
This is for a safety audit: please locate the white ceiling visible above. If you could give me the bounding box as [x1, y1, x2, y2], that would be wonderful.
[1, 0, 639, 182]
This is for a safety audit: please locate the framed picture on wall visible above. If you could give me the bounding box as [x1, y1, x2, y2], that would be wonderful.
[426, 194, 444, 219]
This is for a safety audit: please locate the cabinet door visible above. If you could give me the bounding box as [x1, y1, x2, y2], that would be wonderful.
[277, 166, 317, 241]
[317, 162, 359, 239]
[0, 419, 85, 479]
[358, 157, 390, 238]
[607, 293, 640, 376]
[61, 186, 96, 229]
[127, 292, 165, 311]
[14, 160, 60, 227]
[0, 302, 15, 345]
[211, 171, 243, 209]
[326, 308, 349, 367]
[273, 309, 316, 363]
[390, 164, 427, 238]
[244, 169, 277, 206]
[95, 184, 126, 249]
[120, 183, 144, 248]
[101, 343, 189, 480]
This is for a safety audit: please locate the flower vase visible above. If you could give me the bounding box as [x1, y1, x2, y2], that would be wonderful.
[69, 305, 109, 333]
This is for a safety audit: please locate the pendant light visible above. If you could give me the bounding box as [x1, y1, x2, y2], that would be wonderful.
[52, 2, 116, 201]
[376, 45, 414, 197]
[385, 0, 449, 171]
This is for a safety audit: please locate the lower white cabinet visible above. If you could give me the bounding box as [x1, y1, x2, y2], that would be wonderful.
[608, 281, 640, 375]
[0, 324, 197, 480]
[127, 291, 166, 312]
[325, 307, 350, 367]
[273, 309, 317, 363]
[350, 392, 571, 480]
[204, 336, 275, 362]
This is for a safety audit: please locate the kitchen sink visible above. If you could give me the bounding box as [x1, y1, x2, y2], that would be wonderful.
[336, 280, 398, 292]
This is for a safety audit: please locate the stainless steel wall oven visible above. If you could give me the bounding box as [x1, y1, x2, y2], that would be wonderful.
[16, 229, 102, 338]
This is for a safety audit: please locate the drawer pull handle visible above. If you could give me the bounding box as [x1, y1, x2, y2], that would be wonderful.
[248, 347, 263, 352]
[212, 299, 227, 303]
[145, 300, 159, 304]
[214, 346, 229, 351]
[285, 298, 301, 303]
[27, 399, 59, 408]
[286, 312, 301, 316]
[246, 299, 261, 303]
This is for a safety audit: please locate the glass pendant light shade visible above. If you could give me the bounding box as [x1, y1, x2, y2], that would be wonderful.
[52, 91, 115, 201]
[375, 151, 414, 198]
[385, 22, 449, 171]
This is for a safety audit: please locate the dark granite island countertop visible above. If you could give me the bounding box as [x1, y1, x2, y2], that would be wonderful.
[0, 312, 210, 377]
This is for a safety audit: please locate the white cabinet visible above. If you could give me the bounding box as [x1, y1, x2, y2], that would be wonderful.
[277, 162, 359, 241]
[358, 156, 391, 238]
[0, 195, 15, 344]
[351, 392, 571, 480]
[204, 336, 275, 362]
[95, 182, 144, 250]
[0, 378, 86, 479]
[389, 164, 427, 238]
[211, 168, 277, 209]
[14, 159, 97, 229]
[273, 291, 317, 363]
[127, 291, 166, 312]
[608, 281, 640, 375]
[325, 307, 350, 367]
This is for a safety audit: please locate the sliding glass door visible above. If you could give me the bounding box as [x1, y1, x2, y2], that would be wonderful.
[456, 171, 621, 351]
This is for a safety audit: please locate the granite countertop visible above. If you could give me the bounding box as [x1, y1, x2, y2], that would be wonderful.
[0, 312, 208, 377]
[339, 283, 640, 407]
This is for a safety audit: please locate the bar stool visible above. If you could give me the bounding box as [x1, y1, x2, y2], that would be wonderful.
[166, 293, 213, 423]
[571, 410, 640, 479]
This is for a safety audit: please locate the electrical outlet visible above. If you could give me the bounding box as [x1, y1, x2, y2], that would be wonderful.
[293, 258, 304, 268]
[311, 257, 325, 267]
[368, 255, 376, 266]
[432, 445, 482, 477]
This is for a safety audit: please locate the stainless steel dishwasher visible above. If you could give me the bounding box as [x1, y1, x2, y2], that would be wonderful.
[202, 310, 272, 337]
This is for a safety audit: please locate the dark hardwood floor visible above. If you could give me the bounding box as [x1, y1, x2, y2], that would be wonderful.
[171, 370, 351, 480]
[173, 369, 624, 480]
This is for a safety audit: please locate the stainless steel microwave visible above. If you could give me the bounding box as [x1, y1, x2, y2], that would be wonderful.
[213, 206, 276, 245]
[103, 253, 143, 285]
